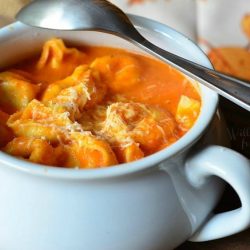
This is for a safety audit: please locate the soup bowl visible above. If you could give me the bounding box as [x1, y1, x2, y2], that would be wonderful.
[0, 15, 250, 250]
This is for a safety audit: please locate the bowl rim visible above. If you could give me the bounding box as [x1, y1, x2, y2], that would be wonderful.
[0, 14, 218, 180]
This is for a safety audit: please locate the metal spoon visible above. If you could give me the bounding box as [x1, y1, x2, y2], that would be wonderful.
[16, 0, 250, 111]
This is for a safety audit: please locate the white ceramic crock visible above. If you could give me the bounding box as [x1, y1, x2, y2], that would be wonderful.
[0, 15, 250, 250]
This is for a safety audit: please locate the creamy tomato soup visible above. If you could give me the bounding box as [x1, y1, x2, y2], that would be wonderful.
[0, 38, 201, 168]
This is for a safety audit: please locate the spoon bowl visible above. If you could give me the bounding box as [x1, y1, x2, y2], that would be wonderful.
[17, 0, 250, 111]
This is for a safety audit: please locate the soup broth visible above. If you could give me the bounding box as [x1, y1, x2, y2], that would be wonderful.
[0, 38, 201, 168]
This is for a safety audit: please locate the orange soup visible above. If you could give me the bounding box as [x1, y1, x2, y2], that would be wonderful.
[0, 38, 201, 168]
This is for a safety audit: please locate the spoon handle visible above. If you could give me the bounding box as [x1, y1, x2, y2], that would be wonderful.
[135, 38, 250, 111]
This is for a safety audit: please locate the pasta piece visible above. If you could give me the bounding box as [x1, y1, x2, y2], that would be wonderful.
[78, 104, 107, 132]
[33, 38, 86, 83]
[42, 65, 106, 120]
[175, 95, 201, 131]
[100, 102, 151, 137]
[100, 102, 177, 155]
[0, 110, 14, 147]
[8, 69, 39, 85]
[79, 103, 145, 163]
[113, 142, 144, 163]
[0, 71, 39, 114]
[3, 137, 64, 166]
[147, 106, 178, 139]
[132, 106, 177, 154]
[64, 132, 118, 168]
[132, 117, 167, 154]
[41, 65, 90, 101]
[91, 54, 141, 92]
[49, 83, 88, 121]
[7, 99, 83, 143]
[101, 103, 131, 140]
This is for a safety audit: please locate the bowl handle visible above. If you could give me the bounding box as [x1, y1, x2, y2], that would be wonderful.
[185, 145, 250, 241]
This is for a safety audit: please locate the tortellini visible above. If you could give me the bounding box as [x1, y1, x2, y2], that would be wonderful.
[91, 54, 141, 92]
[0, 71, 39, 113]
[4, 137, 64, 166]
[175, 95, 201, 131]
[34, 38, 87, 83]
[0, 38, 201, 168]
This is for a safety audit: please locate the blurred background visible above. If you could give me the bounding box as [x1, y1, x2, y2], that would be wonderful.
[0, 0, 250, 249]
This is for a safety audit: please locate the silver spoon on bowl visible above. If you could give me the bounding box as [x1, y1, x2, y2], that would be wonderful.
[16, 0, 250, 111]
